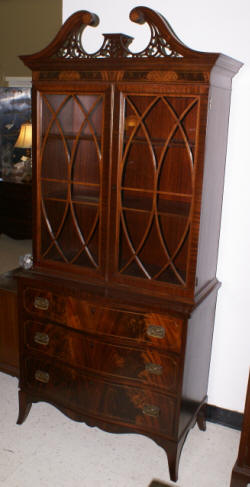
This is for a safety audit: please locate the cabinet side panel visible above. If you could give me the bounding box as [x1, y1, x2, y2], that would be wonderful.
[179, 290, 218, 436]
[196, 84, 232, 292]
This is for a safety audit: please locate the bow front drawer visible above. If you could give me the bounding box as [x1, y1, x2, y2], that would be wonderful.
[23, 356, 176, 437]
[22, 288, 183, 353]
[24, 320, 179, 393]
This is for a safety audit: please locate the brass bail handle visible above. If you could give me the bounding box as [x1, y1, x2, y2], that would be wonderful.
[35, 370, 50, 384]
[146, 325, 165, 339]
[142, 404, 160, 417]
[34, 332, 50, 346]
[34, 296, 49, 311]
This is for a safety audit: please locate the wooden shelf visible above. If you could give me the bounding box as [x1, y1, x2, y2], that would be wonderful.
[121, 186, 192, 200]
[42, 184, 100, 206]
[121, 202, 190, 218]
[43, 133, 102, 142]
[121, 188, 191, 216]
[123, 135, 195, 148]
[43, 194, 99, 205]
[42, 133, 193, 149]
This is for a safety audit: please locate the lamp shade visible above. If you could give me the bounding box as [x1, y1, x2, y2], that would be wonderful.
[15, 122, 32, 149]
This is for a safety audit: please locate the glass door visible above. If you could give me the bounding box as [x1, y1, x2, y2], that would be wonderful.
[111, 89, 200, 290]
[36, 87, 110, 278]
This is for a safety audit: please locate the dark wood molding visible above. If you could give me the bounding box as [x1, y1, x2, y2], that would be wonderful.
[206, 404, 243, 431]
[230, 371, 250, 487]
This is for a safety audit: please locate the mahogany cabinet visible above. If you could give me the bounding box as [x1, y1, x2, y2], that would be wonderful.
[16, 7, 242, 482]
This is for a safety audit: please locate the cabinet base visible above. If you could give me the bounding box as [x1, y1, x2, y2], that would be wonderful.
[17, 388, 207, 483]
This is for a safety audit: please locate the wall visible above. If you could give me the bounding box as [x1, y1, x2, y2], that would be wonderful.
[59, 0, 250, 413]
[0, 0, 62, 79]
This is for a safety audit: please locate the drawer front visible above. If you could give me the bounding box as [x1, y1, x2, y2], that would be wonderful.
[23, 288, 66, 318]
[25, 320, 179, 392]
[23, 288, 183, 353]
[23, 356, 176, 437]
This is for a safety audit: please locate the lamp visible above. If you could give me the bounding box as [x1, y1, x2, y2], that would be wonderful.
[15, 122, 32, 160]
[14, 122, 32, 181]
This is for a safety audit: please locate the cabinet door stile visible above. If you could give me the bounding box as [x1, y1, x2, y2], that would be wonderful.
[107, 85, 125, 281]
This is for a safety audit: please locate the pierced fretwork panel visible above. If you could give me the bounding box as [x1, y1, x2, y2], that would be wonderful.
[39, 93, 103, 270]
[118, 94, 198, 286]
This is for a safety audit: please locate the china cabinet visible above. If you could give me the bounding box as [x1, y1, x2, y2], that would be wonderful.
[16, 7, 242, 482]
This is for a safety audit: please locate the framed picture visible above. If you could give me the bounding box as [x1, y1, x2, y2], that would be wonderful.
[0, 87, 31, 176]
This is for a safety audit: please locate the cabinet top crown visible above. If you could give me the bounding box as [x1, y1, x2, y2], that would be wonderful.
[19, 6, 242, 76]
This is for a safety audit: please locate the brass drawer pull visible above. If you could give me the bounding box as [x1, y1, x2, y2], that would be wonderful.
[142, 404, 160, 417]
[146, 325, 165, 339]
[34, 332, 50, 346]
[34, 296, 49, 311]
[35, 370, 50, 384]
[145, 363, 163, 375]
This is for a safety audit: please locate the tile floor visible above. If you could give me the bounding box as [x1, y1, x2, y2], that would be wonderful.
[0, 372, 240, 487]
[0, 234, 32, 274]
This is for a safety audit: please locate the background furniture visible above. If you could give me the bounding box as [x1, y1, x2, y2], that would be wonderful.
[230, 371, 250, 487]
[0, 270, 19, 376]
[16, 7, 241, 482]
[0, 176, 32, 239]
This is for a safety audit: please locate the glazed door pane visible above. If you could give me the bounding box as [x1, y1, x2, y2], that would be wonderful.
[114, 92, 199, 287]
[37, 90, 107, 275]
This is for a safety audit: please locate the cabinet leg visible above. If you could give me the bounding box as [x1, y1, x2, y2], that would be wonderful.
[230, 474, 249, 487]
[230, 467, 250, 487]
[197, 404, 207, 431]
[16, 390, 32, 425]
[165, 443, 181, 482]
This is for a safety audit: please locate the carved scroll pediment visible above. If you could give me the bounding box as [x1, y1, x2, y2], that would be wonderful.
[55, 17, 184, 60]
[20, 6, 209, 67]
[56, 33, 135, 60]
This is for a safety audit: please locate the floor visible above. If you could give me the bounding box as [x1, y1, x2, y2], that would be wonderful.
[0, 234, 241, 486]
